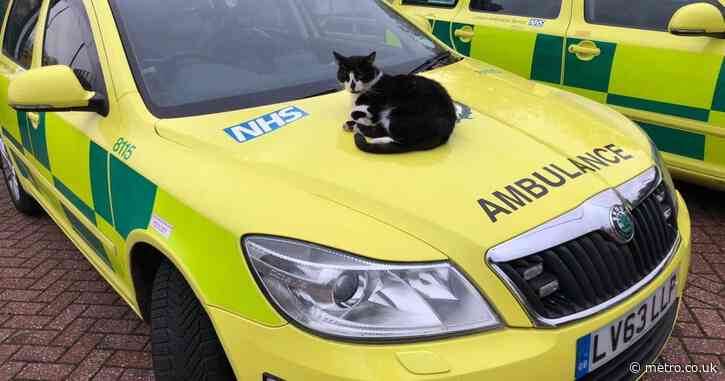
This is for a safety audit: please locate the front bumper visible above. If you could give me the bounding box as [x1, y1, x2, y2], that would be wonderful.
[210, 193, 691, 381]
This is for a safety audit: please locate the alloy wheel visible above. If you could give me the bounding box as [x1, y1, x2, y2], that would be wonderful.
[0, 139, 21, 201]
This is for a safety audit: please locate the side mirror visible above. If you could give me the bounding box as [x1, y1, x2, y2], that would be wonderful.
[668, 3, 725, 37]
[8, 65, 107, 115]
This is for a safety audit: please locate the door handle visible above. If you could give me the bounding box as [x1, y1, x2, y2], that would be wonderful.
[454, 26, 475, 43]
[27, 112, 40, 129]
[568, 41, 601, 61]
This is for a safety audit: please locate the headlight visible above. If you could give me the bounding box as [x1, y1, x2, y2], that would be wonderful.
[244, 236, 500, 341]
[650, 139, 678, 219]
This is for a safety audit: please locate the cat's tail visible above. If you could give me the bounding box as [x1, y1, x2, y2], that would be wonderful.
[354, 134, 445, 154]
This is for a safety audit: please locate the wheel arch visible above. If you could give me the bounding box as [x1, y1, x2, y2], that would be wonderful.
[125, 225, 284, 327]
[129, 241, 164, 320]
[127, 232, 238, 380]
[126, 231, 209, 321]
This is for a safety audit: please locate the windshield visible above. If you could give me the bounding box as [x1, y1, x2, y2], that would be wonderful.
[109, 0, 448, 118]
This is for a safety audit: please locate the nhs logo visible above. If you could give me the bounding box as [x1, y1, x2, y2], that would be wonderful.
[224, 106, 308, 143]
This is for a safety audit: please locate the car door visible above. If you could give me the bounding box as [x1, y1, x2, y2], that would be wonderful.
[563, 0, 725, 178]
[0, 0, 44, 192]
[449, 0, 572, 85]
[31, 0, 124, 278]
[394, 0, 466, 50]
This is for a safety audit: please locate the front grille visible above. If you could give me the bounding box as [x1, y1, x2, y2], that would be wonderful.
[580, 300, 678, 381]
[496, 182, 677, 320]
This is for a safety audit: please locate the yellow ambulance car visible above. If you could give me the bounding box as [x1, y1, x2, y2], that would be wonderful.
[0, 0, 691, 380]
[395, 0, 725, 190]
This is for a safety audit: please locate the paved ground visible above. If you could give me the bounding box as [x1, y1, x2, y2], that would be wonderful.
[0, 180, 723, 381]
[0, 184, 153, 380]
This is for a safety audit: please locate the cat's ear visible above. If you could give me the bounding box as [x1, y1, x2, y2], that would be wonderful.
[333, 51, 346, 65]
[366, 51, 377, 65]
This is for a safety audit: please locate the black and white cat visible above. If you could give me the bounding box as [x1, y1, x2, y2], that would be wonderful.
[334, 51, 457, 154]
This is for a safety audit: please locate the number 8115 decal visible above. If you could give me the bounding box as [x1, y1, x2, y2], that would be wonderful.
[113, 137, 136, 160]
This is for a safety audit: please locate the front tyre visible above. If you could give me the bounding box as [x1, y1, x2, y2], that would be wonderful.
[0, 139, 41, 215]
[151, 258, 236, 381]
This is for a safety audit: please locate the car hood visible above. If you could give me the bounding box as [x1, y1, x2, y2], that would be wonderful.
[155, 59, 654, 263]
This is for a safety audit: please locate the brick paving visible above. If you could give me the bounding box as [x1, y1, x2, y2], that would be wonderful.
[0, 178, 724, 380]
[641, 182, 725, 381]
[0, 183, 153, 380]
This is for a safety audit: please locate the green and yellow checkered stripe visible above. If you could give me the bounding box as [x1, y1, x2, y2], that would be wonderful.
[3, 113, 283, 323]
[428, 21, 724, 167]
[429, 19, 564, 84]
[562, 38, 725, 167]
[2, 112, 158, 272]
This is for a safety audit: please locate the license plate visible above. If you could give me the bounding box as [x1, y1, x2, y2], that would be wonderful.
[574, 271, 677, 379]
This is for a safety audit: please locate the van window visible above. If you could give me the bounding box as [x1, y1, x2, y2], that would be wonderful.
[402, 0, 458, 8]
[3, 0, 42, 68]
[585, 0, 722, 31]
[470, 0, 562, 19]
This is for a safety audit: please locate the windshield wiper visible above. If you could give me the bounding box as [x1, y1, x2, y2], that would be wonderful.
[409, 52, 455, 75]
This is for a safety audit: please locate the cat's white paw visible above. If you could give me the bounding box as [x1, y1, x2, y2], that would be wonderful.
[342, 121, 355, 132]
[370, 137, 395, 144]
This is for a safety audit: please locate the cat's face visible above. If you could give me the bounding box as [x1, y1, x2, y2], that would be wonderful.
[333, 51, 379, 94]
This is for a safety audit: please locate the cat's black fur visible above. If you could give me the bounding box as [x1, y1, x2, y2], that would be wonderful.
[334, 51, 457, 154]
